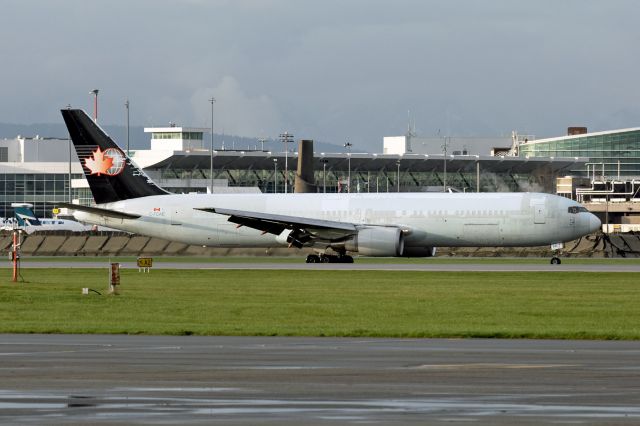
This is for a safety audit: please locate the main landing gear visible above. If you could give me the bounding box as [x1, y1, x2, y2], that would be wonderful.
[305, 253, 354, 263]
[550, 256, 561, 265]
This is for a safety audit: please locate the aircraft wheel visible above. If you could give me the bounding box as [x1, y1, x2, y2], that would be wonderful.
[321, 255, 331, 263]
[340, 255, 354, 263]
[550, 257, 561, 265]
[306, 254, 320, 263]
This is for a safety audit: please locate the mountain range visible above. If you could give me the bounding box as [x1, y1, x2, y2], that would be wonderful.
[0, 122, 357, 154]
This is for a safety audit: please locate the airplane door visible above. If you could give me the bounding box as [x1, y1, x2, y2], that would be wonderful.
[533, 203, 545, 224]
[170, 208, 181, 225]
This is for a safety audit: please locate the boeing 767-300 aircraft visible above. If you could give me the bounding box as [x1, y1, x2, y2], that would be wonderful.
[57, 109, 600, 264]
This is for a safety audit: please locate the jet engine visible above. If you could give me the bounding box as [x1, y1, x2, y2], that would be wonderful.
[344, 227, 404, 257]
[275, 229, 293, 246]
[275, 228, 311, 248]
[402, 246, 437, 257]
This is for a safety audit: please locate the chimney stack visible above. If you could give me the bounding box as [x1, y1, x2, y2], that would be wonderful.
[294, 140, 316, 193]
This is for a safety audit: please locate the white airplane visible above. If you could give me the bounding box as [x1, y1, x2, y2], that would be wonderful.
[11, 203, 94, 233]
[58, 109, 600, 264]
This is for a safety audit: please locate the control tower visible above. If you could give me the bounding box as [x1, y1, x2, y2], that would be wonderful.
[144, 125, 209, 152]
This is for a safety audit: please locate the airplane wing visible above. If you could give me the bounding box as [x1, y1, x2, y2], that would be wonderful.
[56, 202, 141, 220]
[195, 207, 357, 248]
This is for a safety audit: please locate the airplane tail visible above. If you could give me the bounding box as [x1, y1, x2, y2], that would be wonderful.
[12, 203, 41, 226]
[61, 109, 168, 204]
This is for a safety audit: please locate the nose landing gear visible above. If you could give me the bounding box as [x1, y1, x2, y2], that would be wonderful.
[550, 242, 563, 265]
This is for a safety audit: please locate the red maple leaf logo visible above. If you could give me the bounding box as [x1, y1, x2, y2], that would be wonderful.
[84, 147, 113, 176]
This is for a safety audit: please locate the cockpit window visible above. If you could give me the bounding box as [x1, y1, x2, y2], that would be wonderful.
[568, 206, 589, 214]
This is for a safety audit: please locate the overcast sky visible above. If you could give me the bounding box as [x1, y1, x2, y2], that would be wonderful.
[1, 0, 639, 151]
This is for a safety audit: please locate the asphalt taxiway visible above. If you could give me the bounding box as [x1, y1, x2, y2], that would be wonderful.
[9, 258, 640, 272]
[1, 335, 640, 425]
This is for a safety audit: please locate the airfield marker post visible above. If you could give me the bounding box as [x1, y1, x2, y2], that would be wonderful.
[11, 230, 20, 282]
[109, 262, 120, 295]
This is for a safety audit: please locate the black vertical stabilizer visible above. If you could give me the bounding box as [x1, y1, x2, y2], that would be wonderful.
[61, 109, 168, 204]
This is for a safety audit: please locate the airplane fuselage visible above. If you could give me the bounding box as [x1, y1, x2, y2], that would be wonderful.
[72, 192, 599, 250]
[20, 220, 91, 234]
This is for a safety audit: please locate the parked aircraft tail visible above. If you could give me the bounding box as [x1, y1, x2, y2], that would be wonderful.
[60, 109, 168, 204]
[12, 203, 41, 226]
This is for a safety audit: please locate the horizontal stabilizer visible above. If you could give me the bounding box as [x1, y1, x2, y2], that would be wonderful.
[56, 202, 141, 220]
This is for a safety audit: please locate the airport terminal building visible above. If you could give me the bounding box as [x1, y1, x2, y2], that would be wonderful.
[0, 124, 639, 230]
[514, 127, 640, 231]
[0, 135, 82, 219]
[517, 127, 640, 179]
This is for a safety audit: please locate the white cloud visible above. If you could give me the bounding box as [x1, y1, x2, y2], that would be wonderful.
[0, 0, 639, 150]
[190, 76, 283, 138]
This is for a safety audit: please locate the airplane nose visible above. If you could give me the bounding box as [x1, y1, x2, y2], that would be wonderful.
[588, 214, 601, 233]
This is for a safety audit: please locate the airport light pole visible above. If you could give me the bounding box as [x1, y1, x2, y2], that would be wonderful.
[321, 158, 328, 193]
[279, 132, 293, 193]
[475, 155, 480, 192]
[618, 159, 621, 179]
[67, 104, 72, 203]
[396, 160, 401, 192]
[605, 192, 609, 235]
[344, 141, 352, 193]
[125, 99, 130, 156]
[209, 97, 216, 192]
[90, 89, 99, 122]
[273, 158, 278, 193]
[442, 136, 449, 192]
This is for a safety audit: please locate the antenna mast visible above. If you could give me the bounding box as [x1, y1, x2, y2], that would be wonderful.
[405, 110, 416, 153]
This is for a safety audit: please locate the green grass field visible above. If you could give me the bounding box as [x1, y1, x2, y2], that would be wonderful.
[1, 268, 639, 339]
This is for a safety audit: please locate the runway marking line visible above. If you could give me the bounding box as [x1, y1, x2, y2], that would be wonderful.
[0, 346, 182, 357]
[414, 363, 579, 370]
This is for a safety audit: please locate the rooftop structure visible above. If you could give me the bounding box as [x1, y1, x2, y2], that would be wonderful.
[144, 125, 209, 152]
[139, 149, 586, 195]
[517, 127, 640, 180]
[383, 135, 513, 156]
[0, 135, 79, 163]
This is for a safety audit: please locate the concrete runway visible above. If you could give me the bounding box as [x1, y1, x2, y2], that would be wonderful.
[1, 335, 640, 425]
[10, 258, 640, 272]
